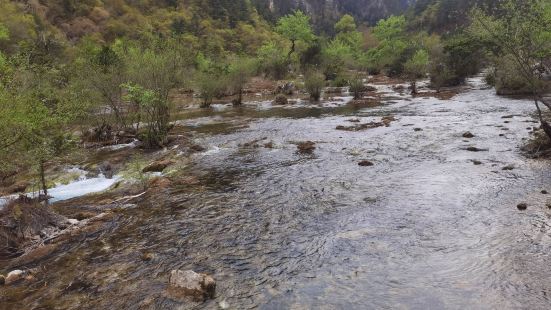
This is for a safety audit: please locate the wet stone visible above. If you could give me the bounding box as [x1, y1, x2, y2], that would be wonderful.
[502, 165, 515, 171]
[143, 160, 173, 173]
[517, 203, 528, 210]
[273, 94, 288, 105]
[5, 270, 25, 285]
[542, 190, 548, 195]
[414, 128, 423, 132]
[466, 147, 488, 152]
[168, 270, 216, 302]
[0, 274, 5, 285]
[472, 160, 482, 165]
[297, 141, 316, 154]
[358, 160, 374, 167]
[463, 132, 475, 138]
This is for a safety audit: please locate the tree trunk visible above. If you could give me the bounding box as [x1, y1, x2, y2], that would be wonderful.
[534, 97, 551, 140]
[411, 81, 417, 95]
[288, 40, 296, 59]
[39, 160, 48, 204]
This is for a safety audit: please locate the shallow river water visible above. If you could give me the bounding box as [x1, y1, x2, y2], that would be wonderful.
[3, 76, 551, 309]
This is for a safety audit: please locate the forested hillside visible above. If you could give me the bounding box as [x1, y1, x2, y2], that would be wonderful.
[253, 0, 413, 31]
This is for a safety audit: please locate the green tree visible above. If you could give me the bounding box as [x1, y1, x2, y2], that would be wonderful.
[276, 10, 315, 59]
[404, 49, 429, 94]
[365, 15, 408, 74]
[227, 56, 257, 106]
[469, 0, 551, 138]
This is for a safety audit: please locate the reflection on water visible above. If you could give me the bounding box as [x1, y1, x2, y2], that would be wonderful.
[3, 77, 551, 309]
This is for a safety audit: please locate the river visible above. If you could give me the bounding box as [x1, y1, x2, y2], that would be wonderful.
[3, 76, 551, 309]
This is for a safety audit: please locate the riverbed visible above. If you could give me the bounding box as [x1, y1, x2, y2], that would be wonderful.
[2, 76, 551, 309]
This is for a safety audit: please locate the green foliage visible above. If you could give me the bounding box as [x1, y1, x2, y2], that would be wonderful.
[404, 49, 429, 79]
[335, 15, 357, 33]
[404, 49, 429, 93]
[349, 75, 365, 100]
[257, 41, 289, 79]
[227, 56, 257, 105]
[469, 0, 551, 91]
[304, 70, 325, 101]
[365, 15, 409, 74]
[122, 83, 171, 148]
[276, 11, 315, 57]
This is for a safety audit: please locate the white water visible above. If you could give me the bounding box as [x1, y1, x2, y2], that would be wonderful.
[0, 174, 120, 208]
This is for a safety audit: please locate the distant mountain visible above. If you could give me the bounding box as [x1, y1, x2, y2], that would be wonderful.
[253, 0, 414, 31]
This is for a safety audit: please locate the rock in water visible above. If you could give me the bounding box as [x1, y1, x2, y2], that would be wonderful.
[168, 270, 216, 301]
[5, 270, 25, 285]
[358, 160, 374, 167]
[273, 94, 288, 105]
[517, 203, 528, 210]
[297, 141, 316, 154]
[142, 160, 173, 173]
[0, 274, 5, 285]
[463, 132, 475, 138]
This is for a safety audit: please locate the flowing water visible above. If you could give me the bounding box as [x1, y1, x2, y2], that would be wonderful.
[3, 76, 551, 309]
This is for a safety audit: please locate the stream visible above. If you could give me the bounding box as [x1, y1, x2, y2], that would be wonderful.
[3, 76, 551, 309]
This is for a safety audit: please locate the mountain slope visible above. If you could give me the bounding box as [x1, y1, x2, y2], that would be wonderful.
[253, 0, 414, 31]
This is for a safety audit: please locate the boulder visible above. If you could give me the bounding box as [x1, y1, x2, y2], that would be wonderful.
[517, 203, 528, 210]
[168, 270, 216, 301]
[502, 165, 515, 171]
[462, 132, 475, 138]
[0, 274, 5, 285]
[277, 82, 295, 95]
[273, 94, 288, 105]
[466, 147, 488, 152]
[142, 160, 173, 173]
[358, 160, 374, 167]
[297, 141, 316, 154]
[5, 270, 25, 285]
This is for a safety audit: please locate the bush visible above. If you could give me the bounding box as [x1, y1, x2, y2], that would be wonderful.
[332, 75, 349, 87]
[257, 42, 289, 79]
[304, 71, 325, 101]
[195, 71, 227, 108]
[484, 68, 496, 87]
[349, 75, 365, 99]
[494, 55, 543, 96]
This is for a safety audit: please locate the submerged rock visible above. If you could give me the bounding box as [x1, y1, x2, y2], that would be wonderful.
[143, 160, 173, 173]
[466, 147, 488, 152]
[414, 128, 423, 132]
[0, 274, 5, 285]
[542, 190, 548, 194]
[472, 160, 482, 165]
[273, 94, 289, 105]
[358, 160, 374, 167]
[517, 203, 528, 210]
[5, 270, 25, 285]
[168, 270, 216, 301]
[463, 132, 475, 138]
[502, 165, 515, 171]
[297, 141, 316, 154]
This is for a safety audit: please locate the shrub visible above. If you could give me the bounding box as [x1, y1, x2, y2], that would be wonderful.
[304, 71, 325, 101]
[349, 75, 365, 99]
[195, 71, 226, 108]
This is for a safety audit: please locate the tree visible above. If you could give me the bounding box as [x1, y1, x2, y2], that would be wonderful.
[365, 15, 408, 74]
[469, 0, 551, 138]
[335, 14, 357, 33]
[304, 70, 325, 101]
[276, 10, 315, 59]
[227, 56, 257, 106]
[404, 49, 429, 94]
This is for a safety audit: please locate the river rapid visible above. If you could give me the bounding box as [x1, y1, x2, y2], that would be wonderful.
[2, 76, 551, 309]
